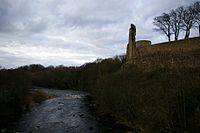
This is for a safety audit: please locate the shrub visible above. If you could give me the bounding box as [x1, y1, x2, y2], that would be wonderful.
[0, 70, 31, 126]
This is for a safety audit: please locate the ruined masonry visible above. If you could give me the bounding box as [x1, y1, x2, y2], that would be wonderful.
[126, 24, 137, 61]
[126, 24, 151, 62]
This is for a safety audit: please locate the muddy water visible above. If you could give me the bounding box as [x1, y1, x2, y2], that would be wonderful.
[17, 89, 103, 133]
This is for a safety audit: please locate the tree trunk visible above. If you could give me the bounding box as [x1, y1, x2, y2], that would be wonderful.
[184, 31, 188, 39]
[174, 25, 180, 41]
[174, 31, 178, 41]
[175, 36, 178, 41]
[199, 25, 200, 37]
[168, 33, 171, 42]
[184, 29, 190, 39]
[168, 36, 171, 42]
[176, 30, 179, 41]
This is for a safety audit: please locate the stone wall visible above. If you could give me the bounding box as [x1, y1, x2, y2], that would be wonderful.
[152, 37, 200, 46]
[126, 24, 137, 61]
[135, 37, 200, 57]
[135, 37, 200, 52]
[136, 40, 151, 48]
[125, 23, 200, 64]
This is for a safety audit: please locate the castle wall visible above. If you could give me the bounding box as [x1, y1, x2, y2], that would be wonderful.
[135, 37, 200, 58]
[136, 40, 151, 48]
[125, 24, 200, 64]
[152, 37, 200, 47]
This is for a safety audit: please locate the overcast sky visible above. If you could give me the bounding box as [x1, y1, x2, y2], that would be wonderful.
[0, 0, 198, 68]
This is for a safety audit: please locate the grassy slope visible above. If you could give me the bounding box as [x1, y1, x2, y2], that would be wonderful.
[90, 39, 200, 133]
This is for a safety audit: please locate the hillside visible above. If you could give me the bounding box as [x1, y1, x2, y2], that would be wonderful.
[90, 37, 200, 133]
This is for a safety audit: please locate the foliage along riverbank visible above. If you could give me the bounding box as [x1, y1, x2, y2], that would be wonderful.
[0, 70, 30, 129]
[0, 69, 49, 132]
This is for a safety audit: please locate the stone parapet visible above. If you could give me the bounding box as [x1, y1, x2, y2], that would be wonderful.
[136, 40, 151, 48]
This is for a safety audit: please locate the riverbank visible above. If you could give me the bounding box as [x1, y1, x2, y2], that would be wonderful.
[0, 89, 49, 133]
[85, 95, 136, 133]
[23, 88, 50, 111]
[1, 87, 137, 133]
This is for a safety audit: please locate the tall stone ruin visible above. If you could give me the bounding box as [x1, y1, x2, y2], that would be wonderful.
[126, 24, 137, 61]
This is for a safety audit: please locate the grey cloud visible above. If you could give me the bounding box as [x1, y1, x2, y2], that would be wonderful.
[132, 0, 198, 43]
[0, 0, 198, 68]
[51, 0, 133, 28]
[0, 0, 13, 33]
[0, 0, 48, 35]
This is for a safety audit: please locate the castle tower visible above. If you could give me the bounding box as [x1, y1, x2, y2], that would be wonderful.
[126, 24, 137, 61]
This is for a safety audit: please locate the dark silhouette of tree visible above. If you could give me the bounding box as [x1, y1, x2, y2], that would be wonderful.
[28, 64, 45, 72]
[153, 1, 200, 40]
[153, 13, 172, 42]
[193, 1, 200, 36]
[170, 7, 184, 40]
[182, 3, 198, 39]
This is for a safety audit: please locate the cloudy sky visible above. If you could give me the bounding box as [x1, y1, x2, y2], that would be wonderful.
[0, 0, 198, 68]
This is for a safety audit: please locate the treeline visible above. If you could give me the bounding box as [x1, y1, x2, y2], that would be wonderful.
[153, 1, 200, 41]
[14, 56, 124, 90]
[17, 64, 79, 90]
[0, 56, 123, 98]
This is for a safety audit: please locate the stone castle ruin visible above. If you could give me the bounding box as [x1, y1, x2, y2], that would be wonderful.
[126, 24, 137, 61]
[136, 40, 151, 48]
[125, 24, 200, 63]
[126, 24, 151, 62]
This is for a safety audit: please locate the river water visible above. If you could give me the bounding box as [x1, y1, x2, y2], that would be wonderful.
[16, 89, 104, 133]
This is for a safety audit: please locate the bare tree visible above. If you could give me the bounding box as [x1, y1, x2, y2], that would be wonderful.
[153, 13, 172, 42]
[169, 7, 184, 40]
[153, 1, 200, 40]
[182, 4, 198, 39]
[193, 1, 200, 36]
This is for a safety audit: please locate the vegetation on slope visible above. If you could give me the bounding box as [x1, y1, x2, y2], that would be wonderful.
[90, 41, 200, 133]
[0, 70, 31, 128]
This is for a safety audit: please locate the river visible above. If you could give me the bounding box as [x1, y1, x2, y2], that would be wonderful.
[16, 88, 104, 133]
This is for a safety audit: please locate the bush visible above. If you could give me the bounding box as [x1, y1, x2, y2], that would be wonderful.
[0, 70, 31, 126]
